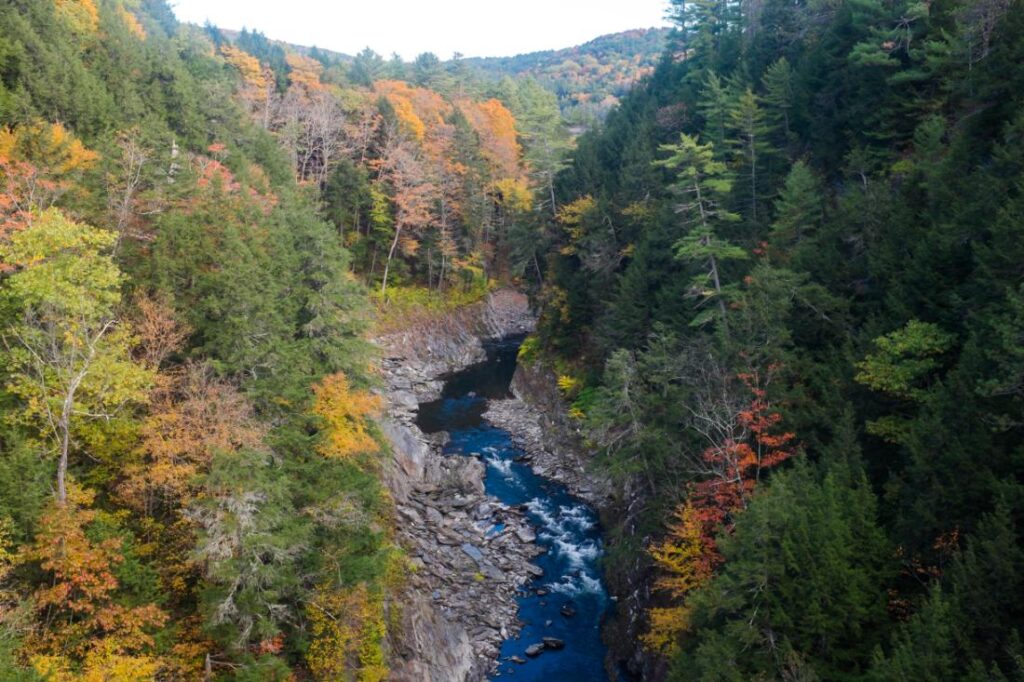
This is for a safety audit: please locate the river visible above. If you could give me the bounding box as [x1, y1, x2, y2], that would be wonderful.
[416, 336, 612, 681]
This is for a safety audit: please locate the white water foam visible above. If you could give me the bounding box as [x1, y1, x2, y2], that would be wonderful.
[546, 572, 604, 596]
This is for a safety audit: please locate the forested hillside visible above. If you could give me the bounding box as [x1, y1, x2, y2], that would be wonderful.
[0, 1, 565, 679]
[531, 0, 1024, 679]
[461, 28, 670, 126]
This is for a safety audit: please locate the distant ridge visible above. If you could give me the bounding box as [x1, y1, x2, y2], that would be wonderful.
[459, 28, 671, 122]
[203, 24, 670, 124]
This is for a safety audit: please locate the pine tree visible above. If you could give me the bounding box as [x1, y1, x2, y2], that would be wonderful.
[655, 134, 746, 332]
[769, 160, 824, 260]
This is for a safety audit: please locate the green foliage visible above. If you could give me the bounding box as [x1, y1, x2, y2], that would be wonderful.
[462, 28, 669, 125]
[676, 456, 894, 681]
[537, 0, 1024, 678]
[856, 320, 955, 401]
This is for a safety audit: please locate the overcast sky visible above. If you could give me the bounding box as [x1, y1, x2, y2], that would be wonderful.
[170, 1, 672, 60]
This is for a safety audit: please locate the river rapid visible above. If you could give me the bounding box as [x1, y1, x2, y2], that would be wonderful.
[416, 337, 612, 680]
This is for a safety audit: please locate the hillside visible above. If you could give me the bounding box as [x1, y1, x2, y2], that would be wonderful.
[462, 28, 670, 124]
[205, 25, 670, 126]
[0, 1, 559, 679]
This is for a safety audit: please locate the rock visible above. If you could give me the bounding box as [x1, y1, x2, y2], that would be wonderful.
[525, 643, 545, 657]
[560, 604, 576, 618]
[398, 506, 422, 524]
[524, 564, 544, 577]
[515, 526, 537, 543]
[508, 655, 526, 664]
[461, 543, 484, 563]
[425, 505, 445, 526]
[542, 637, 565, 650]
[480, 564, 504, 581]
[534, 588, 548, 597]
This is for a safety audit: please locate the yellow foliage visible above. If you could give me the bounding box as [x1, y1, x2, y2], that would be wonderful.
[642, 503, 714, 654]
[556, 195, 596, 256]
[312, 372, 383, 461]
[640, 606, 690, 656]
[287, 53, 325, 93]
[493, 177, 533, 213]
[222, 45, 268, 96]
[649, 504, 711, 599]
[54, 0, 99, 35]
[391, 97, 426, 142]
[557, 195, 596, 225]
[306, 584, 388, 682]
[116, 5, 146, 39]
[557, 374, 581, 398]
[32, 642, 160, 682]
[0, 122, 99, 174]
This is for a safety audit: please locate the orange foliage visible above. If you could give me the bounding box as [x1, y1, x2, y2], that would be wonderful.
[119, 364, 267, 514]
[0, 122, 98, 237]
[287, 53, 326, 93]
[19, 486, 167, 661]
[644, 368, 796, 653]
[374, 80, 452, 150]
[116, 4, 146, 39]
[130, 292, 190, 370]
[54, 0, 100, 35]
[222, 45, 269, 101]
[312, 372, 382, 461]
[187, 153, 279, 215]
[458, 98, 522, 180]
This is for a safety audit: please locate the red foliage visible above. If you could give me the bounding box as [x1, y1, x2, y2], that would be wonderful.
[687, 368, 796, 561]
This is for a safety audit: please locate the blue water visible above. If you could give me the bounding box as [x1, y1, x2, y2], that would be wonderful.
[417, 338, 612, 681]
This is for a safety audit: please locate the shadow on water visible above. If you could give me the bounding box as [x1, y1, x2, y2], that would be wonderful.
[416, 337, 613, 681]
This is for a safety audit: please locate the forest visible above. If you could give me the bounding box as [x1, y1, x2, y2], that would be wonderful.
[0, 0, 1023, 680]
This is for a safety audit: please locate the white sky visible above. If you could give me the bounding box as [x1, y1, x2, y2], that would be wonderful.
[170, 0, 673, 60]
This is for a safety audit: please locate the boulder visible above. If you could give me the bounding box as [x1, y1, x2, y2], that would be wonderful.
[525, 643, 545, 657]
[461, 543, 484, 563]
[542, 637, 565, 650]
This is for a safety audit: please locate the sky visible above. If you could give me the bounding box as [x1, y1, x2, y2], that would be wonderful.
[170, 0, 672, 60]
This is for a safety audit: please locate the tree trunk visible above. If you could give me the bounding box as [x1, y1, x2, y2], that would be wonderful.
[381, 225, 402, 297]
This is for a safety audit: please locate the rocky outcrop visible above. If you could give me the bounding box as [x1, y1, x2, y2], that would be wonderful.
[377, 290, 540, 681]
[482, 394, 612, 507]
[376, 289, 534, 404]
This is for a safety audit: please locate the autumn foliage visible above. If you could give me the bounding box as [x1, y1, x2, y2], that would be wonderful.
[312, 372, 383, 461]
[19, 486, 167, 671]
[306, 583, 388, 682]
[644, 369, 796, 653]
[0, 122, 98, 238]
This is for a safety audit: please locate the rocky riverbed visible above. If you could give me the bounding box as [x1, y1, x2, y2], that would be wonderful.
[378, 291, 546, 680]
